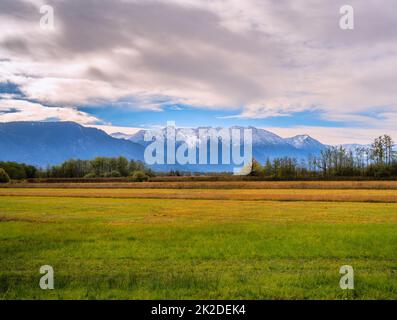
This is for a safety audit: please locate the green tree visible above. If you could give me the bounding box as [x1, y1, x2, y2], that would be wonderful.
[263, 159, 273, 177]
[249, 158, 264, 177]
[129, 160, 145, 172]
[104, 170, 122, 178]
[383, 135, 394, 165]
[0, 168, 10, 183]
[130, 171, 149, 182]
[371, 136, 386, 165]
[0, 162, 26, 179]
[116, 157, 129, 176]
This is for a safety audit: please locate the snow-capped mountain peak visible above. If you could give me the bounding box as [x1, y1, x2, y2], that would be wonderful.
[250, 127, 286, 145]
[120, 127, 327, 156]
[285, 134, 325, 150]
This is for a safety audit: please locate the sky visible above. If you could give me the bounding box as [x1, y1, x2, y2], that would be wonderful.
[1, 0, 397, 144]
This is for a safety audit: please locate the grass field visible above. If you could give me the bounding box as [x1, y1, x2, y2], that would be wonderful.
[2, 187, 397, 202]
[1, 184, 397, 299]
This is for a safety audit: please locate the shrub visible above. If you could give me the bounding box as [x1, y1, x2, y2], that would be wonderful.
[129, 171, 149, 182]
[104, 170, 122, 178]
[0, 168, 10, 183]
[83, 172, 97, 179]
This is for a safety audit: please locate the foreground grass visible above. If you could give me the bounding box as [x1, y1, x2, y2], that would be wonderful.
[2, 187, 397, 202]
[1, 195, 397, 299]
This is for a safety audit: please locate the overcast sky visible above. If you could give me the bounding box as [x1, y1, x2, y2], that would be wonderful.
[1, 0, 397, 144]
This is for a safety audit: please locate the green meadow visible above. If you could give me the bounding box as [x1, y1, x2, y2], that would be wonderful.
[1, 194, 397, 299]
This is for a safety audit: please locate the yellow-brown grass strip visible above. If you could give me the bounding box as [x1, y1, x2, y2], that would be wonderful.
[1, 188, 397, 202]
[3, 180, 397, 189]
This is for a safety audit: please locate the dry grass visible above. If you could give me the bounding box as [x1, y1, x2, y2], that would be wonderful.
[4, 180, 397, 189]
[2, 187, 397, 202]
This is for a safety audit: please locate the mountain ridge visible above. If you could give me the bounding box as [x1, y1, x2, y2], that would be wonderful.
[117, 127, 326, 150]
[113, 126, 327, 170]
[0, 121, 144, 167]
[1, 121, 331, 171]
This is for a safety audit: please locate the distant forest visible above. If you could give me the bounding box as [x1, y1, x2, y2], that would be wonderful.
[1, 135, 397, 183]
[250, 135, 397, 179]
[0, 157, 154, 183]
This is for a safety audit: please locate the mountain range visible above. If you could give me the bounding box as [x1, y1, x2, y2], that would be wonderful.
[0, 122, 144, 167]
[114, 126, 326, 160]
[0, 121, 330, 171]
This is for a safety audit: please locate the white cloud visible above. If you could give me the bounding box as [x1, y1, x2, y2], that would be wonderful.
[0, 99, 100, 124]
[1, 0, 397, 143]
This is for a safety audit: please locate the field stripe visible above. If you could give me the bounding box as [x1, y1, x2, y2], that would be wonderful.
[3, 180, 397, 189]
[1, 188, 397, 202]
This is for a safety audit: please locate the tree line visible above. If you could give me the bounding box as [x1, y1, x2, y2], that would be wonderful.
[0, 162, 38, 182]
[250, 135, 397, 179]
[0, 157, 154, 183]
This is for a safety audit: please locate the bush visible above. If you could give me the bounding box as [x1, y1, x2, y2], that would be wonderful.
[104, 170, 122, 178]
[0, 168, 10, 183]
[83, 172, 97, 179]
[129, 171, 149, 182]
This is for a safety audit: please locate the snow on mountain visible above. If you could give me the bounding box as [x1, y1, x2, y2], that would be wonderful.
[126, 127, 325, 151]
[285, 134, 326, 151]
[126, 126, 290, 146]
[249, 126, 287, 145]
[122, 126, 326, 167]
